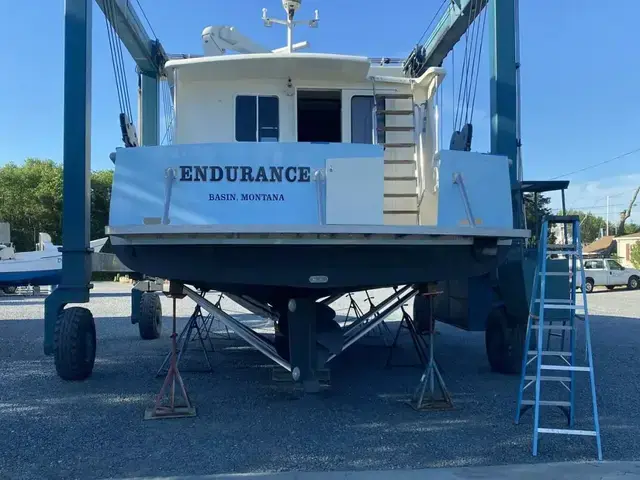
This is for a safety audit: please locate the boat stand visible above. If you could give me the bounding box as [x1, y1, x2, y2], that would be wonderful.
[145, 285, 197, 420]
[155, 291, 215, 377]
[327, 286, 420, 364]
[181, 284, 293, 373]
[341, 291, 393, 344]
[385, 297, 428, 369]
[408, 291, 453, 411]
[202, 293, 231, 340]
[171, 284, 423, 393]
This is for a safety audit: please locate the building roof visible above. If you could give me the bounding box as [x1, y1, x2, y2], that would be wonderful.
[583, 236, 615, 253]
[616, 231, 640, 240]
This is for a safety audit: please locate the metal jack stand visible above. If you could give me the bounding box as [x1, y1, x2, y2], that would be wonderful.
[341, 293, 365, 327]
[145, 288, 197, 420]
[342, 291, 392, 344]
[199, 293, 231, 340]
[156, 299, 215, 377]
[386, 288, 428, 368]
[408, 290, 453, 411]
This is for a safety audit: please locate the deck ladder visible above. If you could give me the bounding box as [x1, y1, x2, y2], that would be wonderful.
[372, 78, 419, 225]
[515, 215, 602, 460]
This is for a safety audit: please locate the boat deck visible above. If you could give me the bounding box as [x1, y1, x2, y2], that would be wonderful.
[107, 224, 530, 246]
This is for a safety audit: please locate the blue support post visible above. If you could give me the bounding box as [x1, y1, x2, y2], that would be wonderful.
[43, 0, 93, 355]
[488, 0, 522, 229]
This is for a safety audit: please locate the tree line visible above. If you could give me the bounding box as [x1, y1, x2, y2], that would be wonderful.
[0, 158, 638, 253]
[0, 158, 112, 251]
[524, 192, 639, 244]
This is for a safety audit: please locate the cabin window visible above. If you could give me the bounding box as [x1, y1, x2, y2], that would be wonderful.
[235, 95, 279, 142]
[351, 96, 386, 144]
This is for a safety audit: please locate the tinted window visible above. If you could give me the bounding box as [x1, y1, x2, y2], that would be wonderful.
[258, 96, 279, 142]
[608, 260, 624, 270]
[235, 96, 257, 142]
[351, 95, 385, 144]
[235, 95, 279, 142]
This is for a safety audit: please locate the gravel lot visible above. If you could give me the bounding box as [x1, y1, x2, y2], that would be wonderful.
[0, 282, 638, 480]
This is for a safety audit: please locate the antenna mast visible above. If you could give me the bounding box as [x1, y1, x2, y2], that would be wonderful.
[262, 1, 319, 53]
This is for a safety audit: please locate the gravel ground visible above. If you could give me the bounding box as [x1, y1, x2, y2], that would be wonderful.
[0, 282, 638, 480]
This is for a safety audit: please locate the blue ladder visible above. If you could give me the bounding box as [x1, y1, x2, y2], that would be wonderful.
[515, 215, 602, 460]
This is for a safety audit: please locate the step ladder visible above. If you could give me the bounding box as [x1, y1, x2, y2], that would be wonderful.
[515, 215, 602, 460]
[372, 80, 419, 226]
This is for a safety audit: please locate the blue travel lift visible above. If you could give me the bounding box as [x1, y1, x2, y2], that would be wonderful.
[44, 0, 564, 384]
[515, 216, 602, 460]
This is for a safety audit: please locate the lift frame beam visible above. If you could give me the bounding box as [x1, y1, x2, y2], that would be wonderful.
[44, 0, 166, 355]
[404, 0, 519, 227]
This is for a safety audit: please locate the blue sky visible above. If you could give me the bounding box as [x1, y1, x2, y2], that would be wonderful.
[0, 0, 638, 222]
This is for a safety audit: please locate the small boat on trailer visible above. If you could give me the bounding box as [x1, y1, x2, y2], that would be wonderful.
[60, 0, 530, 390]
[0, 234, 62, 293]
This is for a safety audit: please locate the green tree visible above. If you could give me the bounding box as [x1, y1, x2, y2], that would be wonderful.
[564, 210, 608, 244]
[631, 241, 640, 269]
[91, 169, 114, 241]
[0, 158, 63, 251]
[0, 159, 114, 251]
[624, 222, 640, 235]
[524, 193, 556, 244]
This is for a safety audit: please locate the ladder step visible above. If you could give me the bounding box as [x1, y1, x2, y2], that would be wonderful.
[528, 350, 572, 356]
[384, 176, 417, 182]
[540, 365, 590, 372]
[539, 271, 571, 276]
[377, 93, 413, 99]
[543, 304, 584, 311]
[546, 251, 578, 256]
[383, 143, 416, 148]
[537, 428, 597, 437]
[525, 375, 572, 382]
[535, 298, 571, 304]
[544, 215, 581, 224]
[384, 193, 418, 198]
[531, 325, 574, 331]
[521, 400, 571, 407]
[548, 244, 577, 250]
[384, 159, 415, 165]
[378, 110, 414, 115]
[383, 209, 419, 215]
[379, 126, 415, 132]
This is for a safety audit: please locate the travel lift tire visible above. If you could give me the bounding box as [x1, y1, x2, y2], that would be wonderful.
[485, 306, 529, 375]
[138, 292, 162, 340]
[412, 294, 433, 334]
[53, 307, 97, 381]
[2, 286, 17, 294]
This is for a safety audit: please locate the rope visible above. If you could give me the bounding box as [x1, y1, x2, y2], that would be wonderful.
[467, 4, 488, 125]
[160, 79, 175, 145]
[453, 0, 486, 132]
[104, 0, 133, 121]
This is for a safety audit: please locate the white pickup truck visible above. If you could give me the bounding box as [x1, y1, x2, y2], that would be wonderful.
[577, 258, 640, 293]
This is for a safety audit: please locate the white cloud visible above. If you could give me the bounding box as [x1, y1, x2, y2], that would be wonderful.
[549, 173, 640, 223]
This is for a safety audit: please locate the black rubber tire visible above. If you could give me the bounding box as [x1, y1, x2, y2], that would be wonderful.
[485, 307, 528, 375]
[628, 275, 639, 290]
[53, 307, 96, 381]
[2, 286, 17, 294]
[138, 292, 162, 340]
[585, 278, 594, 293]
[412, 294, 433, 334]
